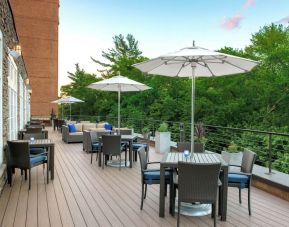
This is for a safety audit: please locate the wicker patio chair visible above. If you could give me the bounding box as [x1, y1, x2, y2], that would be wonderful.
[137, 147, 172, 210]
[102, 135, 123, 170]
[173, 162, 221, 227]
[23, 133, 46, 155]
[6, 140, 47, 190]
[133, 132, 151, 162]
[223, 148, 256, 215]
[89, 131, 107, 164]
[176, 142, 204, 153]
[26, 127, 42, 133]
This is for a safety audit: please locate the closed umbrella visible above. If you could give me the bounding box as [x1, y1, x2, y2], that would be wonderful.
[51, 96, 84, 120]
[133, 43, 259, 152]
[87, 74, 151, 132]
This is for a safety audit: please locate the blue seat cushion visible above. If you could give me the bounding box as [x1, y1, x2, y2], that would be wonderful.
[228, 173, 249, 188]
[68, 124, 77, 132]
[144, 170, 171, 185]
[133, 143, 147, 150]
[30, 155, 46, 165]
[30, 148, 45, 155]
[121, 141, 129, 146]
[92, 143, 100, 151]
[104, 123, 113, 130]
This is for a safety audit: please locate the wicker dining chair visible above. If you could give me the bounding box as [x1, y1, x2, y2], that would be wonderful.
[6, 140, 48, 190]
[102, 135, 123, 170]
[176, 142, 204, 153]
[137, 147, 172, 210]
[89, 131, 107, 164]
[173, 162, 221, 227]
[23, 133, 46, 155]
[133, 132, 151, 162]
[223, 148, 256, 215]
[26, 127, 42, 133]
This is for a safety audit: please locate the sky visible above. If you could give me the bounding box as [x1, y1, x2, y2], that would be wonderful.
[58, 0, 289, 92]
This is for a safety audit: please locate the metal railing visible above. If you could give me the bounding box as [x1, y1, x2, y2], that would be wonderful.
[68, 114, 289, 175]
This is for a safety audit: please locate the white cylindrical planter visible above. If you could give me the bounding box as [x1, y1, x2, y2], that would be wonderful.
[155, 131, 171, 153]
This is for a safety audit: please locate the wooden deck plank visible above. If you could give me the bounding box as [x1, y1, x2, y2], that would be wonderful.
[26, 168, 38, 227]
[13, 175, 29, 227]
[1, 127, 289, 227]
[37, 167, 51, 227]
[1, 171, 22, 227]
[46, 173, 63, 227]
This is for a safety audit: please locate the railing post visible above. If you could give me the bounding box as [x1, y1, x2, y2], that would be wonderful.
[268, 133, 273, 174]
[179, 122, 184, 142]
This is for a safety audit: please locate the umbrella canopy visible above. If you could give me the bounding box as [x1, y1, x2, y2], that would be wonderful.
[87, 75, 151, 132]
[133, 45, 259, 152]
[51, 96, 84, 120]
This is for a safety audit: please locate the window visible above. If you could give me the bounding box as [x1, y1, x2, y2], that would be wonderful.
[8, 55, 18, 140]
[0, 30, 3, 165]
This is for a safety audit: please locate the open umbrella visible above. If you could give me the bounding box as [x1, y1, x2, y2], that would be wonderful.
[133, 44, 259, 152]
[51, 96, 84, 120]
[87, 74, 151, 132]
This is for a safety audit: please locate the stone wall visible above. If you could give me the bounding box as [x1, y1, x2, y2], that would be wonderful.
[0, 0, 29, 192]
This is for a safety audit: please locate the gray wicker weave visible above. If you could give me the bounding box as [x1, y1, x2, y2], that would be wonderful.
[175, 162, 221, 227]
[176, 141, 205, 153]
[224, 148, 256, 215]
[102, 135, 122, 170]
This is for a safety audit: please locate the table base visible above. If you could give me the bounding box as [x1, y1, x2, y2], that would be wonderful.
[107, 159, 130, 167]
[175, 200, 211, 216]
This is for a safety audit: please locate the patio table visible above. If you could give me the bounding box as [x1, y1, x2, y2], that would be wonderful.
[29, 139, 55, 182]
[159, 152, 228, 221]
[98, 134, 137, 168]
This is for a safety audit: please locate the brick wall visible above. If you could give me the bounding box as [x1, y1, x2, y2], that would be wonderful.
[10, 0, 59, 118]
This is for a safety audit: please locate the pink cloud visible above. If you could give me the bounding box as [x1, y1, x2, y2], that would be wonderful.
[242, 0, 255, 10]
[276, 15, 289, 24]
[222, 15, 243, 30]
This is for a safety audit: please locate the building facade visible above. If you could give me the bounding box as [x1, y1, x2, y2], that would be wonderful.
[0, 0, 31, 191]
[10, 0, 59, 118]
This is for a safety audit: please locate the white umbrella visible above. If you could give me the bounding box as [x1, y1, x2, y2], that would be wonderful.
[133, 44, 259, 152]
[51, 96, 84, 120]
[87, 75, 151, 132]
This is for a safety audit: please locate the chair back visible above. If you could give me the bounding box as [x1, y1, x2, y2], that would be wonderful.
[7, 141, 30, 169]
[26, 127, 42, 133]
[102, 135, 121, 156]
[118, 129, 132, 135]
[138, 147, 148, 171]
[178, 162, 221, 203]
[241, 148, 256, 173]
[177, 142, 191, 152]
[23, 133, 45, 140]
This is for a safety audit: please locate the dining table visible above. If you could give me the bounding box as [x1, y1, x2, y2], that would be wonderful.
[98, 134, 137, 168]
[159, 152, 228, 221]
[29, 139, 55, 182]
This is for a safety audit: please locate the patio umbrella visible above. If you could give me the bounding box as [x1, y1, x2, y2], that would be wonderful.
[133, 44, 259, 152]
[51, 96, 84, 120]
[87, 74, 151, 133]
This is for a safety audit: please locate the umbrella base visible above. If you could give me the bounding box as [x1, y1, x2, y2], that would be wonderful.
[107, 159, 130, 168]
[175, 200, 211, 216]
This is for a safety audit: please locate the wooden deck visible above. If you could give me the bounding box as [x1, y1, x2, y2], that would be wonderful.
[1, 128, 289, 227]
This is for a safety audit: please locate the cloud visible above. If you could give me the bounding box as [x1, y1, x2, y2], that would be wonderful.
[276, 15, 289, 24]
[242, 0, 255, 11]
[221, 0, 255, 30]
[222, 15, 243, 30]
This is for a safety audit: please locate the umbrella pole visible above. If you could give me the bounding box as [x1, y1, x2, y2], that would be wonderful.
[118, 88, 121, 135]
[70, 103, 71, 121]
[191, 64, 196, 154]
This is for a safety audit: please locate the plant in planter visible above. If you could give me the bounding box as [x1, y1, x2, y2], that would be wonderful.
[227, 141, 238, 153]
[194, 122, 206, 153]
[142, 126, 150, 139]
[155, 122, 171, 153]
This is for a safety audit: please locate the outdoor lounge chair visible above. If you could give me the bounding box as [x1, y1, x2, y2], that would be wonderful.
[224, 148, 256, 215]
[172, 162, 221, 227]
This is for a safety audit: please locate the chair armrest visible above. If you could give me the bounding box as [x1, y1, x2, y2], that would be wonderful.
[143, 169, 161, 173]
[229, 171, 252, 176]
[30, 152, 48, 158]
[147, 161, 160, 165]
